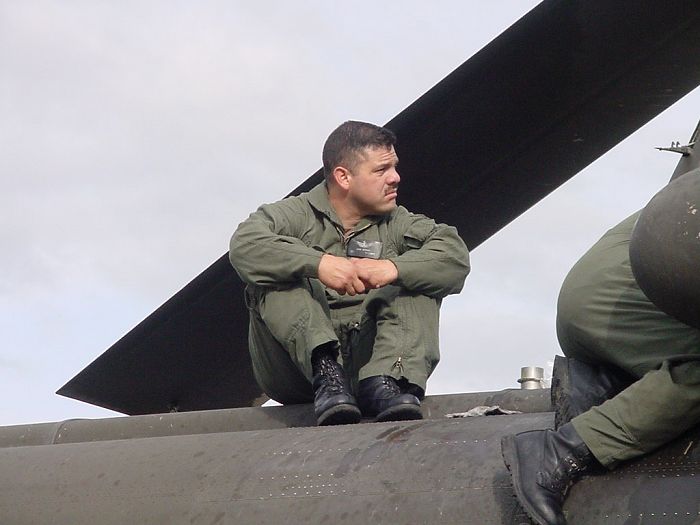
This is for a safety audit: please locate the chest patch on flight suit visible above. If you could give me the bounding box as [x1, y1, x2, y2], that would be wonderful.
[346, 238, 382, 259]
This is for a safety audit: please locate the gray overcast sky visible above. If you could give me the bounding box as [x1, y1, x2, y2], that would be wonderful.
[2, 1, 699, 426]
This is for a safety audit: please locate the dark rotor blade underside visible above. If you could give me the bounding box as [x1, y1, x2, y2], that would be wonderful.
[58, 0, 700, 415]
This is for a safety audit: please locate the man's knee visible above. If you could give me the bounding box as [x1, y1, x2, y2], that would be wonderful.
[252, 281, 330, 343]
[247, 281, 339, 387]
[365, 286, 439, 320]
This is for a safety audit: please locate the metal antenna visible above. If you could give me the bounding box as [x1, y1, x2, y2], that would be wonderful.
[660, 119, 700, 182]
[655, 141, 695, 156]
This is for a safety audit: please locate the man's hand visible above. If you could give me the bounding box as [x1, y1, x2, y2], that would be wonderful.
[318, 254, 366, 295]
[351, 258, 398, 289]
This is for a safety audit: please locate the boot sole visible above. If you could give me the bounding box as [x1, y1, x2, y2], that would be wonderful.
[501, 435, 546, 525]
[376, 404, 423, 422]
[317, 404, 361, 426]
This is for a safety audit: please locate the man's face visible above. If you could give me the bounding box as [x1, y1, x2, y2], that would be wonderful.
[346, 145, 401, 216]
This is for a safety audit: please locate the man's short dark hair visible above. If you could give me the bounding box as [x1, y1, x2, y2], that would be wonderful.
[322, 121, 397, 181]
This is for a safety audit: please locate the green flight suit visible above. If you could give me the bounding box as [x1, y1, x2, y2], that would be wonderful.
[230, 182, 470, 404]
[557, 211, 700, 468]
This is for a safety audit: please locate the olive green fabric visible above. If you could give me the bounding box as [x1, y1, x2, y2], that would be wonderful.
[245, 279, 337, 404]
[230, 182, 469, 404]
[572, 361, 700, 468]
[245, 279, 441, 404]
[557, 211, 700, 468]
[230, 183, 470, 299]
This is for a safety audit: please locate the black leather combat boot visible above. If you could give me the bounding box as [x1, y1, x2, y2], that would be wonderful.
[311, 347, 361, 426]
[501, 422, 599, 525]
[357, 375, 422, 422]
[551, 355, 634, 429]
[397, 377, 426, 400]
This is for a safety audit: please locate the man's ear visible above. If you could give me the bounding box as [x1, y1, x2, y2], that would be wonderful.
[332, 166, 352, 190]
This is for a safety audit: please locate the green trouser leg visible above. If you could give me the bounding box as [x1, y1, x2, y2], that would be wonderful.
[346, 286, 441, 393]
[245, 279, 338, 405]
[246, 281, 441, 404]
[572, 360, 700, 469]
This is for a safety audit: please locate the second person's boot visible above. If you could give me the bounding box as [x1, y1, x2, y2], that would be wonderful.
[551, 355, 634, 429]
[501, 422, 599, 525]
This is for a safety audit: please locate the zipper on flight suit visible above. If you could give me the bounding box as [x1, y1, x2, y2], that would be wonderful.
[335, 222, 374, 250]
[391, 356, 404, 375]
[333, 220, 378, 381]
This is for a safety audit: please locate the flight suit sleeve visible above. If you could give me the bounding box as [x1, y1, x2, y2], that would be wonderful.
[229, 198, 323, 287]
[387, 209, 470, 298]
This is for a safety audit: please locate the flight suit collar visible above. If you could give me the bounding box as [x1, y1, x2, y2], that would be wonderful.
[307, 182, 340, 225]
[307, 182, 388, 231]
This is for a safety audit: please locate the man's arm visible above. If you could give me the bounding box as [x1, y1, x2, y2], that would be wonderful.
[230, 198, 368, 295]
[387, 209, 470, 298]
[229, 199, 322, 287]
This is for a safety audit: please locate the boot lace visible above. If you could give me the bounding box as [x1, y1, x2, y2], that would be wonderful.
[318, 359, 345, 395]
[380, 375, 401, 395]
[544, 443, 593, 494]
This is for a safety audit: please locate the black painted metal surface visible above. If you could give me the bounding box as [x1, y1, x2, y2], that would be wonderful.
[0, 389, 551, 448]
[0, 413, 547, 524]
[565, 426, 700, 524]
[1, 409, 698, 524]
[59, 0, 700, 415]
[630, 136, 700, 329]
